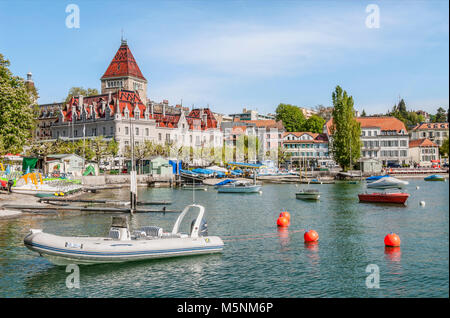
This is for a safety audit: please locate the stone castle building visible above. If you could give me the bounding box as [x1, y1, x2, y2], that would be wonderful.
[47, 40, 223, 158]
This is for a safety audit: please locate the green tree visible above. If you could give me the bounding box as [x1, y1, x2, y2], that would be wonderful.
[434, 107, 447, 123]
[90, 136, 108, 166]
[302, 115, 325, 133]
[440, 138, 449, 157]
[277, 146, 292, 167]
[64, 87, 99, 104]
[0, 54, 36, 154]
[361, 109, 367, 117]
[275, 103, 305, 132]
[329, 86, 362, 171]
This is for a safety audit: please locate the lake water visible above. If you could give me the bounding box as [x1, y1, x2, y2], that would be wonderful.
[0, 179, 448, 297]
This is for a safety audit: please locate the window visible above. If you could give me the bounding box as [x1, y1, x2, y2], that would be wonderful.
[102, 127, 106, 135]
[125, 127, 129, 135]
[158, 133, 162, 141]
[145, 128, 149, 136]
[136, 127, 139, 136]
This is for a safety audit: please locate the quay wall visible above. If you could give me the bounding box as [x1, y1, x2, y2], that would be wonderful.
[81, 174, 174, 186]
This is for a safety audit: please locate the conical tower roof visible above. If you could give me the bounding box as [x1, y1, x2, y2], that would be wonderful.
[101, 40, 147, 81]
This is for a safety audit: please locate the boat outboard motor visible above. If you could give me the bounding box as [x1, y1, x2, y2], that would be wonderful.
[190, 218, 208, 237]
[109, 216, 130, 240]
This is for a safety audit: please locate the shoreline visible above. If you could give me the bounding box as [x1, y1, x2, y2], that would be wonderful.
[1, 172, 448, 219]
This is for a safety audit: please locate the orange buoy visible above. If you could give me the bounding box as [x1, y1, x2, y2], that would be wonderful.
[384, 233, 401, 247]
[304, 230, 319, 242]
[277, 216, 290, 227]
[279, 211, 291, 221]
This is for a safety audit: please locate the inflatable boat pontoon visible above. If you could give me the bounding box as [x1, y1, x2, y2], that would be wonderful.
[24, 204, 224, 265]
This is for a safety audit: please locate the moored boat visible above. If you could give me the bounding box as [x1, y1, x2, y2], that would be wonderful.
[295, 189, 320, 200]
[181, 184, 208, 191]
[358, 192, 409, 204]
[216, 180, 261, 193]
[366, 176, 408, 189]
[366, 175, 390, 183]
[23, 204, 224, 265]
[424, 175, 445, 181]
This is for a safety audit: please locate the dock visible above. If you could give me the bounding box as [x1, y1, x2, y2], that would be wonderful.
[37, 198, 172, 206]
[1, 204, 180, 214]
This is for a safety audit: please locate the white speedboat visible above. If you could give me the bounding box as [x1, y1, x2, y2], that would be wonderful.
[366, 176, 408, 189]
[216, 180, 261, 193]
[24, 204, 224, 265]
[295, 189, 320, 200]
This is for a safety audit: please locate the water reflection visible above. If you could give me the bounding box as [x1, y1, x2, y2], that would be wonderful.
[384, 246, 402, 262]
[277, 227, 290, 250]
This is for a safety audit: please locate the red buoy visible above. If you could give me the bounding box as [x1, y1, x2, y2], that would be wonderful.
[277, 216, 290, 227]
[304, 230, 319, 242]
[279, 211, 291, 221]
[384, 233, 401, 247]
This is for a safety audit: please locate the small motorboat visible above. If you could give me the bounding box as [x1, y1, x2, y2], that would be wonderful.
[23, 204, 224, 265]
[366, 176, 408, 189]
[295, 189, 320, 200]
[358, 192, 409, 204]
[181, 184, 208, 191]
[366, 175, 390, 183]
[216, 180, 261, 193]
[424, 175, 445, 181]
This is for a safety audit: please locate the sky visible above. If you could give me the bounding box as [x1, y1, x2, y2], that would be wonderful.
[0, 0, 448, 116]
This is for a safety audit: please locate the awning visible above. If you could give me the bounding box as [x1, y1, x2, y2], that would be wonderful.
[431, 159, 440, 163]
[226, 162, 264, 169]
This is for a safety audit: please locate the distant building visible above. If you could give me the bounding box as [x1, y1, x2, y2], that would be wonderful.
[222, 119, 284, 159]
[409, 138, 440, 166]
[325, 116, 411, 166]
[36, 102, 62, 140]
[229, 108, 275, 121]
[410, 122, 449, 147]
[415, 110, 431, 123]
[282, 132, 332, 167]
[298, 107, 318, 119]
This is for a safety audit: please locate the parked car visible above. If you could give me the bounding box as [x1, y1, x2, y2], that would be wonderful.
[387, 163, 401, 168]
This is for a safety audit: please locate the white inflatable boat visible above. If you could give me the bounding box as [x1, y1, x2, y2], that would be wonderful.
[24, 204, 224, 265]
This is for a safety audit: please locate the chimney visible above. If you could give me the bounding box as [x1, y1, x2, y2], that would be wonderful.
[163, 104, 166, 117]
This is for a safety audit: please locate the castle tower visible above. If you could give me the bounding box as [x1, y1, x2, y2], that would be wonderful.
[100, 39, 148, 102]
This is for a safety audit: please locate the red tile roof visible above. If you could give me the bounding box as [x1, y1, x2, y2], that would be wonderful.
[282, 132, 328, 143]
[101, 42, 146, 81]
[409, 138, 438, 148]
[325, 117, 407, 135]
[412, 122, 449, 131]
